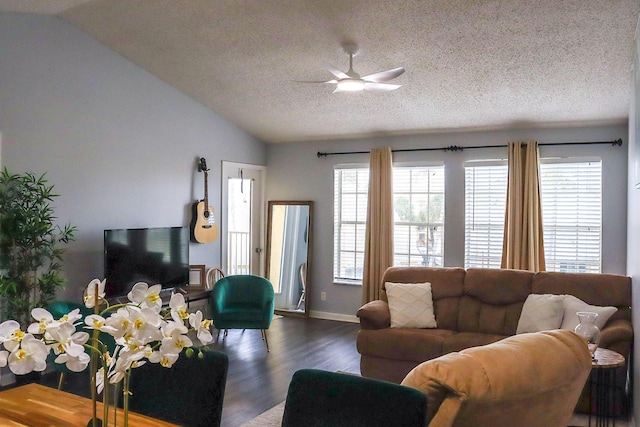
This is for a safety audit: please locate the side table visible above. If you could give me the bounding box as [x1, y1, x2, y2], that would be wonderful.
[590, 348, 625, 427]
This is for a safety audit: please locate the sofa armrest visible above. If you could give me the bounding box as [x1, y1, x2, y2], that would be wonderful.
[357, 300, 391, 330]
[599, 318, 633, 357]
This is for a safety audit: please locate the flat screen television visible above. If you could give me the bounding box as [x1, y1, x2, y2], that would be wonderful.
[104, 226, 189, 298]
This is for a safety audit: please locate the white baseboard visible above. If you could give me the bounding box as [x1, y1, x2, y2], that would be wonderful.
[309, 310, 359, 323]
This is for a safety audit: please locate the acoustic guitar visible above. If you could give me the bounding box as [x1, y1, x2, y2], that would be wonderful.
[191, 157, 219, 243]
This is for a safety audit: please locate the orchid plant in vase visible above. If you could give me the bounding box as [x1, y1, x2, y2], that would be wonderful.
[0, 278, 214, 426]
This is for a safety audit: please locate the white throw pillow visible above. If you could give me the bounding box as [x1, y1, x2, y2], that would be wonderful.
[516, 294, 565, 334]
[386, 282, 437, 328]
[560, 295, 618, 331]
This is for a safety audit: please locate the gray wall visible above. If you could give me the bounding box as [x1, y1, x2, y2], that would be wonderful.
[267, 124, 628, 319]
[0, 13, 266, 301]
[627, 14, 640, 426]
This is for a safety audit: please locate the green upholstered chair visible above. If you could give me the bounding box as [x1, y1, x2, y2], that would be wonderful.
[128, 350, 228, 427]
[210, 274, 275, 351]
[282, 369, 428, 427]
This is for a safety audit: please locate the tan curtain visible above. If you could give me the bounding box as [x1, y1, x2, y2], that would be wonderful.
[362, 147, 394, 304]
[501, 141, 545, 272]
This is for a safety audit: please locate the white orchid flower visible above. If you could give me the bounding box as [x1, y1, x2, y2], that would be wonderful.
[159, 326, 193, 355]
[0, 320, 24, 353]
[84, 279, 106, 308]
[189, 311, 213, 345]
[7, 334, 48, 375]
[148, 350, 179, 368]
[58, 308, 83, 325]
[105, 307, 135, 340]
[127, 307, 163, 344]
[84, 314, 118, 335]
[0, 350, 8, 368]
[48, 322, 89, 357]
[96, 366, 105, 394]
[161, 320, 188, 338]
[55, 350, 90, 372]
[169, 293, 189, 322]
[109, 346, 146, 384]
[128, 282, 163, 311]
[28, 308, 55, 335]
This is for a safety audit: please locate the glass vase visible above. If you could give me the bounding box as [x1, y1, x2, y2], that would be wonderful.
[574, 311, 601, 359]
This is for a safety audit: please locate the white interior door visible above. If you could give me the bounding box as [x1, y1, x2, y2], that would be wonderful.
[221, 162, 265, 276]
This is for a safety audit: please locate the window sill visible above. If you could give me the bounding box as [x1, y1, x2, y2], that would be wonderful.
[333, 279, 362, 286]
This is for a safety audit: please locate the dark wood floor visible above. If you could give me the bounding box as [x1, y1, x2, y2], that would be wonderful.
[34, 316, 361, 427]
[211, 316, 361, 426]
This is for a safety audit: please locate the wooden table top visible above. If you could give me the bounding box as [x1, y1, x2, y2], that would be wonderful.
[592, 347, 625, 369]
[0, 383, 179, 427]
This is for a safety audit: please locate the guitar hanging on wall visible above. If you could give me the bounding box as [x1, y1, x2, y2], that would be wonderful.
[191, 157, 220, 243]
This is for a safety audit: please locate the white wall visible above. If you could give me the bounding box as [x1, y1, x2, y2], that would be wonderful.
[267, 124, 628, 318]
[627, 14, 640, 426]
[0, 13, 266, 300]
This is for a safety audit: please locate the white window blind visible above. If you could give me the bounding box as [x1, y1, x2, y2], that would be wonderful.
[463, 158, 602, 272]
[540, 160, 602, 273]
[464, 162, 508, 268]
[333, 167, 369, 283]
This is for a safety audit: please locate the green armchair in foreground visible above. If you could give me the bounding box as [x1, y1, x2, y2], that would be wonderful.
[129, 349, 229, 427]
[282, 369, 428, 427]
[210, 274, 275, 351]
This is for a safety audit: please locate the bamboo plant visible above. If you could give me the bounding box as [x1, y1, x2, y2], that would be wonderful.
[0, 168, 76, 326]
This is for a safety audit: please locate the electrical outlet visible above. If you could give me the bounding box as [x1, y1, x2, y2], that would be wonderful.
[321, 292, 327, 301]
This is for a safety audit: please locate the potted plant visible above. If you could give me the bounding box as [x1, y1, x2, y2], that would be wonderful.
[0, 168, 76, 326]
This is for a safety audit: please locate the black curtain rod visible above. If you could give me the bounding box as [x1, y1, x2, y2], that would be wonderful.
[316, 138, 623, 158]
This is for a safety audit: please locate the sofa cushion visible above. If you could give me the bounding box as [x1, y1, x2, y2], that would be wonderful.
[458, 268, 534, 335]
[560, 295, 618, 331]
[516, 294, 565, 334]
[357, 328, 453, 362]
[441, 331, 506, 354]
[464, 268, 534, 305]
[386, 282, 436, 328]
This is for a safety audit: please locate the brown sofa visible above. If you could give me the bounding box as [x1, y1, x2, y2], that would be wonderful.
[401, 329, 592, 427]
[356, 267, 632, 415]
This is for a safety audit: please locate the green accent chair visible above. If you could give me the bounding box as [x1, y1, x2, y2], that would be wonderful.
[282, 369, 428, 427]
[128, 350, 229, 427]
[210, 275, 275, 351]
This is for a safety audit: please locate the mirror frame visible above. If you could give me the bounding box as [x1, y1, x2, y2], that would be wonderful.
[265, 200, 313, 318]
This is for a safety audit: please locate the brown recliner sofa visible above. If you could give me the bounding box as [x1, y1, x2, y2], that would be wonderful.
[356, 267, 632, 415]
[401, 329, 593, 427]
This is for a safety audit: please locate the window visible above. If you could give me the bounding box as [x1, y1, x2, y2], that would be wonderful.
[393, 166, 445, 268]
[464, 161, 508, 268]
[463, 158, 602, 272]
[333, 167, 369, 284]
[333, 165, 445, 284]
[540, 160, 602, 273]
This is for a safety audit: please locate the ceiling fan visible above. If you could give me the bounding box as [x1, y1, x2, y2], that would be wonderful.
[307, 43, 405, 93]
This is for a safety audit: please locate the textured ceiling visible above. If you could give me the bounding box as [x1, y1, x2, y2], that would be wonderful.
[1, 0, 638, 143]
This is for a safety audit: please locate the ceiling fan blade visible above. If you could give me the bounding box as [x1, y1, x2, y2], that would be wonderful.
[294, 80, 338, 84]
[327, 66, 350, 80]
[363, 82, 402, 91]
[362, 67, 405, 83]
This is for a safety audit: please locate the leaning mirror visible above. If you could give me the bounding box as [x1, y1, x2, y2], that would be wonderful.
[265, 201, 313, 317]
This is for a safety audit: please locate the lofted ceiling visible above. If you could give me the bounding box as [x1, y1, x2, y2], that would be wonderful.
[1, 0, 639, 143]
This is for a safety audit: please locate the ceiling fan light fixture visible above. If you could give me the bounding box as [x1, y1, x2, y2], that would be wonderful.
[337, 78, 365, 91]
